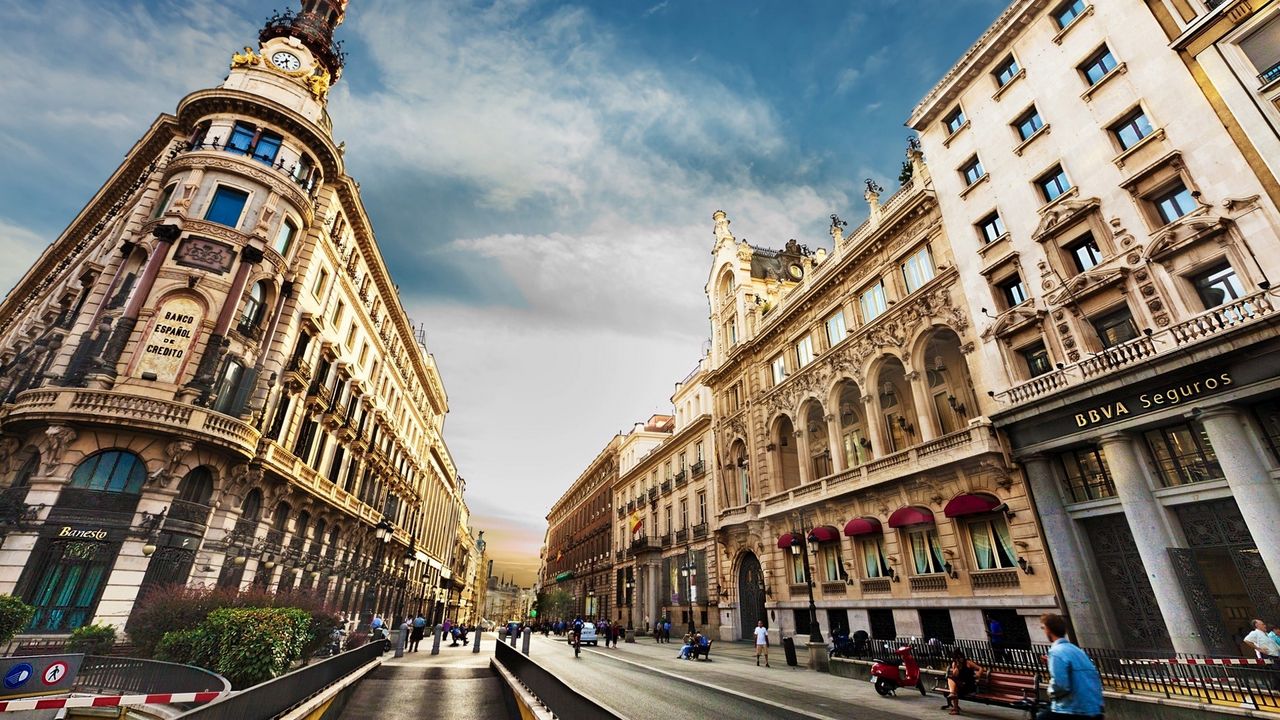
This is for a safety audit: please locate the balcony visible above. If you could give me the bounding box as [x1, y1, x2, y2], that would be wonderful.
[675, 529, 687, 543]
[692, 523, 708, 538]
[305, 384, 333, 413]
[909, 575, 948, 593]
[860, 577, 892, 594]
[997, 289, 1277, 405]
[821, 581, 846, 595]
[661, 533, 672, 547]
[691, 460, 705, 477]
[626, 500, 636, 513]
[970, 568, 1021, 591]
[260, 441, 384, 528]
[647, 487, 658, 502]
[629, 535, 660, 553]
[674, 470, 687, 487]
[755, 424, 1003, 519]
[661, 480, 672, 494]
[4, 387, 260, 459]
[788, 583, 809, 598]
[284, 356, 312, 392]
[166, 498, 212, 527]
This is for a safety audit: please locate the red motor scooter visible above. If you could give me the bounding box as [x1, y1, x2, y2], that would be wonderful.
[870, 645, 928, 697]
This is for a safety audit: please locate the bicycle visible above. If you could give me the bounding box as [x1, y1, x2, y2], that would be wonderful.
[571, 630, 581, 658]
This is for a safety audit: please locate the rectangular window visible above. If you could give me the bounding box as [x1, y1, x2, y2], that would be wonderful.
[252, 132, 283, 165]
[696, 441, 704, 462]
[861, 538, 889, 578]
[860, 281, 888, 321]
[977, 211, 1006, 244]
[1020, 342, 1053, 378]
[1067, 233, 1103, 272]
[312, 267, 329, 297]
[664, 504, 672, 535]
[795, 335, 815, 368]
[1037, 165, 1072, 203]
[908, 528, 946, 575]
[345, 323, 356, 349]
[1091, 306, 1139, 348]
[1155, 183, 1197, 224]
[944, 107, 967, 134]
[212, 359, 245, 415]
[994, 55, 1020, 87]
[790, 552, 806, 585]
[1054, 0, 1087, 29]
[1144, 422, 1224, 487]
[1111, 109, 1153, 150]
[771, 355, 788, 385]
[825, 310, 847, 348]
[1080, 46, 1118, 86]
[726, 317, 738, 346]
[1060, 446, 1115, 502]
[997, 274, 1028, 307]
[697, 491, 706, 525]
[333, 301, 345, 326]
[1193, 263, 1246, 309]
[968, 517, 1017, 570]
[902, 247, 936, 294]
[664, 461, 672, 480]
[961, 156, 985, 186]
[678, 452, 687, 471]
[1014, 107, 1044, 141]
[274, 218, 297, 256]
[227, 122, 255, 155]
[821, 544, 846, 582]
[359, 342, 369, 366]
[204, 186, 250, 228]
[151, 184, 176, 220]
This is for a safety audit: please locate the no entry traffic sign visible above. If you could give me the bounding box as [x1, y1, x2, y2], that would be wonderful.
[41, 662, 68, 686]
[0, 655, 83, 700]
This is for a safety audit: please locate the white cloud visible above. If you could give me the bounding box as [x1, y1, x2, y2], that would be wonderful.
[0, 218, 51, 297]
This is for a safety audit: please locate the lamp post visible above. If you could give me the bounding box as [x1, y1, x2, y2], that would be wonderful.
[624, 578, 635, 628]
[587, 589, 595, 620]
[790, 511, 823, 646]
[679, 557, 697, 633]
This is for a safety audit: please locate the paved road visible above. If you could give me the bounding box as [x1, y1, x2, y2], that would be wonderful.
[524, 634, 929, 720]
[337, 642, 520, 720]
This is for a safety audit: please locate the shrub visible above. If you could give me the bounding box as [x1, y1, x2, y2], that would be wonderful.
[0, 595, 34, 645]
[154, 628, 208, 665]
[202, 607, 312, 688]
[67, 623, 116, 655]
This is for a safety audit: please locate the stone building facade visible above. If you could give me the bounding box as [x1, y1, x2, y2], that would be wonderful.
[703, 153, 1059, 646]
[909, 0, 1280, 654]
[542, 436, 619, 621]
[613, 368, 719, 635]
[0, 0, 470, 636]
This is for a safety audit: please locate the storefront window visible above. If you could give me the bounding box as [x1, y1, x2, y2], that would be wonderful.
[967, 517, 1017, 569]
[820, 544, 846, 582]
[790, 552, 806, 585]
[908, 528, 946, 574]
[1060, 446, 1116, 502]
[1144, 421, 1224, 487]
[861, 537, 890, 578]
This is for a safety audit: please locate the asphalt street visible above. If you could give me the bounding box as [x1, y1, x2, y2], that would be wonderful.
[337, 642, 520, 720]
[523, 634, 939, 720]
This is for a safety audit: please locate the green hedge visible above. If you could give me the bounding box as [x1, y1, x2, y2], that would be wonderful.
[0, 595, 34, 646]
[155, 607, 312, 688]
[67, 623, 117, 654]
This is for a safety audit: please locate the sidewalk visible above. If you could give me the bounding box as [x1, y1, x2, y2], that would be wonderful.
[582, 634, 1025, 720]
[336, 635, 520, 720]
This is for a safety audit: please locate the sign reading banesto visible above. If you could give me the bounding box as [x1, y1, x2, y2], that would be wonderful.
[1072, 372, 1234, 428]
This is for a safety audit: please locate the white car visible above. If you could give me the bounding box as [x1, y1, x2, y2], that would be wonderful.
[570, 622, 598, 646]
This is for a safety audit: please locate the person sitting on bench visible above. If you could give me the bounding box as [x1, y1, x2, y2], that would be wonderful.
[944, 649, 987, 715]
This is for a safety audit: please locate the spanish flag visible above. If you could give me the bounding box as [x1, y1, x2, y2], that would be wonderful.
[555, 550, 563, 562]
[630, 511, 643, 535]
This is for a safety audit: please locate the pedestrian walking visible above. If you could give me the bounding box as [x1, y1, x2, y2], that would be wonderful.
[410, 613, 426, 652]
[664, 619, 672, 643]
[1037, 613, 1103, 720]
[754, 620, 770, 667]
[987, 613, 1007, 662]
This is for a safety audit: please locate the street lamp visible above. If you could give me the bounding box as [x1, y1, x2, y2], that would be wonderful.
[790, 511, 823, 646]
[374, 517, 394, 543]
[679, 558, 697, 634]
[587, 589, 595, 620]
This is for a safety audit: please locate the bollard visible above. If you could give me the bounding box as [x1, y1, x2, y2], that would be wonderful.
[472, 628, 482, 653]
[394, 622, 408, 658]
[431, 624, 443, 656]
[508, 629, 517, 647]
[522, 627, 532, 656]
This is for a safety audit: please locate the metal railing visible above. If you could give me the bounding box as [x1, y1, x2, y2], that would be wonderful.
[494, 639, 623, 719]
[841, 637, 1280, 710]
[75, 655, 229, 696]
[175, 641, 383, 719]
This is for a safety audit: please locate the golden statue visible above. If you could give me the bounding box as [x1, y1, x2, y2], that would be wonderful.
[231, 46, 260, 68]
[306, 70, 332, 100]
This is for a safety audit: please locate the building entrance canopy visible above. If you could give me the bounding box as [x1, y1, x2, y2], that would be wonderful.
[943, 493, 1001, 518]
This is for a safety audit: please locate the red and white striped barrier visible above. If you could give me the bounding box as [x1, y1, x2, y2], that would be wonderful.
[1121, 657, 1272, 667]
[0, 691, 227, 713]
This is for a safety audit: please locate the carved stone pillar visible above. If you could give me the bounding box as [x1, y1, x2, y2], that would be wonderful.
[794, 430, 811, 487]
[826, 414, 846, 474]
[94, 224, 181, 380]
[907, 370, 939, 441]
[864, 394, 888, 458]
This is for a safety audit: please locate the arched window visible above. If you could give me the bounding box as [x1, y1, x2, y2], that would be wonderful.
[238, 281, 267, 332]
[69, 451, 145, 494]
[176, 467, 214, 506]
[12, 452, 39, 487]
[242, 488, 263, 521]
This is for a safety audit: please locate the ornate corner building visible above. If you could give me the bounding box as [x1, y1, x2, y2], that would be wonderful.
[0, 0, 474, 636]
[703, 153, 1059, 645]
[910, 0, 1280, 655]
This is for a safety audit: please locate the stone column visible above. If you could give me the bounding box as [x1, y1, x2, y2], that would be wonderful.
[94, 224, 181, 380]
[826, 415, 846, 473]
[794, 430, 812, 486]
[864, 394, 888, 458]
[908, 371, 939, 441]
[1100, 432, 1207, 654]
[646, 561, 659, 634]
[1197, 406, 1280, 593]
[1021, 455, 1112, 648]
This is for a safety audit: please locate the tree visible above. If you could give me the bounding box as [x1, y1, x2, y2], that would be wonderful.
[537, 589, 572, 620]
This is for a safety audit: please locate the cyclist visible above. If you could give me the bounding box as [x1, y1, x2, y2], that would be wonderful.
[570, 616, 585, 657]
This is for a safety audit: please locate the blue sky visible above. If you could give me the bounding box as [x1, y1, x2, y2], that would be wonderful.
[0, 0, 1006, 584]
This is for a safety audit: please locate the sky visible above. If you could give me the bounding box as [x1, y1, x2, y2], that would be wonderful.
[0, 0, 1007, 586]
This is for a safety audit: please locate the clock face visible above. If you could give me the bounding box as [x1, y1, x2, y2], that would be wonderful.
[787, 263, 803, 280]
[271, 52, 301, 71]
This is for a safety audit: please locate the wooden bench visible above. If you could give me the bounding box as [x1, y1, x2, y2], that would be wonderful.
[690, 639, 713, 661]
[932, 670, 1040, 718]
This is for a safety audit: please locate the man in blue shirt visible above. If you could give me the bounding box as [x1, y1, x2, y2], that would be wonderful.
[1038, 613, 1103, 720]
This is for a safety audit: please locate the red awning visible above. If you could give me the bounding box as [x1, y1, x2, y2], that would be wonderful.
[777, 532, 800, 549]
[808, 525, 840, 543]
[887, 506, 935, 528]
[943, 493, 1002, 518]
[843, 517, 883, 537]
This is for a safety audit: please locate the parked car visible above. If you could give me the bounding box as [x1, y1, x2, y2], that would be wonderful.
[570, 622, 598, 646]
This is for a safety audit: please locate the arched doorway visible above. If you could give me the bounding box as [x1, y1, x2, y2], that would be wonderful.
[737, 552, 766, 641]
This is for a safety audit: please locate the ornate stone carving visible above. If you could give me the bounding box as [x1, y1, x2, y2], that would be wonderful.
[39, 425, 76, 475]
[150, 440, 194, 487]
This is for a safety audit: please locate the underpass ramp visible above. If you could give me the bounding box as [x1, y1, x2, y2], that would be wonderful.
[337, 664, 521, 720]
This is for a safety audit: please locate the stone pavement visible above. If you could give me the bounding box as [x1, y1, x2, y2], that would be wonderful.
[572, 634, 1026, 720]
[336, 635, 521, 720]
